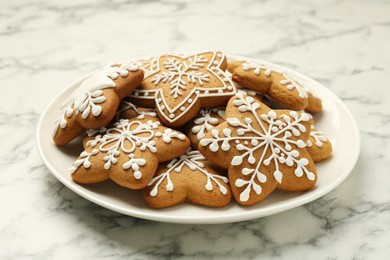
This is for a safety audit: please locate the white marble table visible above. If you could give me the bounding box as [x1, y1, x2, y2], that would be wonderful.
[1, 0, 389, 259]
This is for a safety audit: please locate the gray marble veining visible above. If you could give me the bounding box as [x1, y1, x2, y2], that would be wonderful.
[1, 0, 390, 259]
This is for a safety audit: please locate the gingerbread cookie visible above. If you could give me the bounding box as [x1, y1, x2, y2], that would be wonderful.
[306, 92, 323, 114]
[185, 107, 226, 149]
[128, 51, 236, 127]
[116, 99, 157, 121]
[70, 116, 190, 189]
[132, 56, 158, 78]
[306, 124, 332, 163]
[53, 63, 144, 146]
[229, 60, 322, 112]
[143, 148, 231, 208]
[199, 93, 317, 206]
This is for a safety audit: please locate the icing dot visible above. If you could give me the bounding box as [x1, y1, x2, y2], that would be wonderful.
[157, 98, 162, 103]
[214, 61, 219, 65]
[217, 53, 222, 58]
[169, 114, 175, 119]
[134, 171, 142, 179]
[180, 106, 186, 111]
[244, 141, 248, 145]
[187, 99, 193, 103]
[223, 78, 229, 82]
[235, 140, 240, 144]
[218, 89, 223, 93]
[227, 86, 233, 90]
[205, 90, 209, 94]
[210, 66, 216, 70]
[217, 71, 222, 75]
[195, 91, 200, 95]
[160, 105, 165, 110]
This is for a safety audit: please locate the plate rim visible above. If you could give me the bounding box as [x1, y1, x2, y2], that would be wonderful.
[36, 55, 361, 224]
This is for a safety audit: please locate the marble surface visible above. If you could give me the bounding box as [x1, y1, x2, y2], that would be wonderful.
[1, 0, 389, 258]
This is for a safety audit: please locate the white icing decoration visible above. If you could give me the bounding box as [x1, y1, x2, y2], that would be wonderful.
[191, 107, 226, 141]
[70, 119, 158, 175]
[123, 154, 146, 179]
[241, 61, 308, 99]
[306, 125, 328, 147]
[86, 119, 159, 171]
[155, 129, 186, 143]
[86, 126, 107, 137]
[199, 93, 314, 202]
[128, 52, 236, 123]
[237, 87, 261, 97]
[147, 149, 228, 197]
[52, 106, 74, 137]
[132, 56, 159, 78]
[54, 63, 139, 136]
[152, 55, 210, 99]
[69, 149, 98, 173]
[116, 100, 157, 120]
[279, 73, 308, 99]
[242, 62, 272, 76]
[70, 118, 187, 178]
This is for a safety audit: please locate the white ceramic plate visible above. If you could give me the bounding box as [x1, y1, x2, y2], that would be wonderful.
[36, 56, 360, 224]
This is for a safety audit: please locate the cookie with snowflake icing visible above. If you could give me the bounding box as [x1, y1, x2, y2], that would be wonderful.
[128, 51, 236, 127]
[228, 60, 322, 112]
[70, 116, 190, 189]
[53, 62, 144, 146]
[143, 148, 231, 208]
[306, 123, 332, 163]
[199, 93, 317, 206]
[185, 107, 226, 149]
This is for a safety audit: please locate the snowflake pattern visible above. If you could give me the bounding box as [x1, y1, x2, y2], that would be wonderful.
[200, 93, 315, 202]
[147, 149, 229, 197]
[70, 118, 186, 180]
[152, 56, 210, 98]
[192, 107, 226, 140]
[128, 51, 236, 125]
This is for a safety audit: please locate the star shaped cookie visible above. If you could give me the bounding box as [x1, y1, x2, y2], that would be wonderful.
[70, 115, 190, 189]
[199, 93, 317, 206]
[128, 51, 236, 127]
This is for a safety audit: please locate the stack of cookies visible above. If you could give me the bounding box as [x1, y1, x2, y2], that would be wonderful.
[53, 51, 332, 208]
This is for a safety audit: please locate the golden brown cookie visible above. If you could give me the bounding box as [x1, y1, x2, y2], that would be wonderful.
[143, 148, 232, 208]
[128, 51, 236, 127]
[199, 93, 317, 206]
[305, 92, 323, 114]
[116, 99, 157, 121]
[185, 107, 226, 149]
[70, 116, 190, 189]
[53, 63, 144, 145]
[306, 124, 332, 163]
[230, 60, 322, 112]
